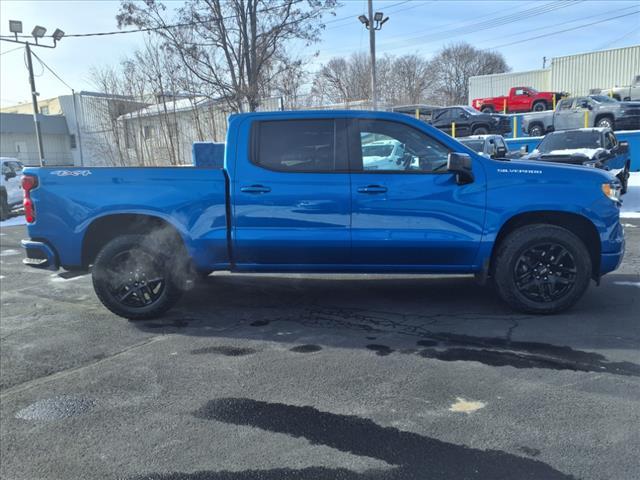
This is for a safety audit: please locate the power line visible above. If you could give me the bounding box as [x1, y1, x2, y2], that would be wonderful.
[486, 10, 639, 50]
[0, 45, 23, 56]
[595, 27, 640, 51]
[30, 50, 74, 90]
[0, 1, 309, 39]
[379, 0, 580, 51]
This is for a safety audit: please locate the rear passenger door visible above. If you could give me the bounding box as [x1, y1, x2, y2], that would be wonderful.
[232, 117, 351, 267]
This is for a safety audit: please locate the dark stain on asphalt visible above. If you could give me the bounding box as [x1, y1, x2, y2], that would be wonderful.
[15, 395, 95, 421]
[416, 339, 438, 347]
[191, 346, 256, 356]
[165, 397, 576, 480]
[250, 320, 270, 327]
[366, 336, 377, 340]
[145, 318, 190, 329]
[290, 344, 322, 353]
[366, 344, 394, 356]
[414, 332, 640, 376]
[518, 446, 541, 457]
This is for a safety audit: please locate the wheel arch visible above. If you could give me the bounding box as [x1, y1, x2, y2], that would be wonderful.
[81, 213, 190, 268]
[594, 112, 614, 126]
[490, 211, 601, 278]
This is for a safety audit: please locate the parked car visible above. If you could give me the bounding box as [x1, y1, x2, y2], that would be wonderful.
[21, 111, 624, 318]
[523, 128, 631, 193]
[593, 75, 640, 102]
[430, 106, 512, 137]
[522, 95, 640, 136]
[1, 157, 24, 220]
[458, 135, 526, 159]
[391, 104, 440, 124]
[361, 139, 407, 170]
[472, 86, 566, 114]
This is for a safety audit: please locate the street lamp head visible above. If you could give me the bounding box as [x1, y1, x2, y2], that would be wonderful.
[358, 14, 369, 26]
[31, 25, 47, 39]
[9, 20, 23, 34]
[52, 28, 65, 41]
[374, 12, 384, 22]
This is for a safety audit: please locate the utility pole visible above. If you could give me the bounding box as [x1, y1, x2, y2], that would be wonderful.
[25, 43, 45, 166]
[359, 3, 388, 110]
[1, 21, 65, 166]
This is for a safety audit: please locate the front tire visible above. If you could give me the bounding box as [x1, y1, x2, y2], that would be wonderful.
[493, 225, 592, 314]
[596, 116, 614, 129]
[481, 106, 494, 114]
[472, 126, 489, 135]
[92, 234, 183, 320]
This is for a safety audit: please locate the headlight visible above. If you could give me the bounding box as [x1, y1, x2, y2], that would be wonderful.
[602, 182, 622, 202]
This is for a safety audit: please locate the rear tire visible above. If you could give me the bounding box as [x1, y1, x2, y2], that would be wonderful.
[529, 124, 544, 137]
[532, 101, 547, 112]
[493, 224, 592, 314]
[481, 106, 494, 114]
[0, 191, 8, 221]
[92, 234, 183, 320]
[472, 126, 489, 135]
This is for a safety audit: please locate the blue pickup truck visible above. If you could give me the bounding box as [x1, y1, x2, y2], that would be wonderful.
[21, 111, 625, 319]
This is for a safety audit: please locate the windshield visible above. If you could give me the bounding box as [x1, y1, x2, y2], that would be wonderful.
[537, 131, 601, 153]
[590, 95, 617, 104]
[362, 144, 395, 157]
[527, 88, 539, 95]
[459, 139, 484, 151]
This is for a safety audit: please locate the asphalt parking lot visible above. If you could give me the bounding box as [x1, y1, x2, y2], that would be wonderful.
[1, 220, 639, 480]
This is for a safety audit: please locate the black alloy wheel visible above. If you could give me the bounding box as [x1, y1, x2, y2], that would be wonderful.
[513, 242, 577, 303]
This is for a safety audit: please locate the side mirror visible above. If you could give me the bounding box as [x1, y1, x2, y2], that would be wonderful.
[520, 145, 529, 154]
[4, 170, 16, 180]
[618, 141, 629, 154]
[495, 146, 508, 158]
[447, 152, 474, 185]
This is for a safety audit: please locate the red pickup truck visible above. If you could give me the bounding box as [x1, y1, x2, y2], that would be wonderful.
[472, 87, 566, 114]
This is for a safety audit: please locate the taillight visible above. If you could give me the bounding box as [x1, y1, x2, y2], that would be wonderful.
[22, 175, 38, 223]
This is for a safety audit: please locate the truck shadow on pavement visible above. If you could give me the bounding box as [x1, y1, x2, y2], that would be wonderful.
[134, 273, 640, 378]
[129, 397, 576, 480]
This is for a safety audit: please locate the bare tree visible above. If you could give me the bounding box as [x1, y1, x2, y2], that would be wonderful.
[430, 42, 509, 105]
[117, 0, 337, 112]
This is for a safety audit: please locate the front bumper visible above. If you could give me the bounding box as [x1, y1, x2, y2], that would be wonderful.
[21, 239, 59, 270]
[600, 227, 625, 276]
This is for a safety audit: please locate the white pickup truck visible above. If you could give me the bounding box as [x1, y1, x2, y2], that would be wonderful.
[593, 75, 640, 102]
[1, 157, 24, 220]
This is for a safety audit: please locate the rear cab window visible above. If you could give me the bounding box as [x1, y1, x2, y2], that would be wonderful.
[251, 119, 348, 172]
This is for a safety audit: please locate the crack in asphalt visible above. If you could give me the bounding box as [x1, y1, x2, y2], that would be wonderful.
[0, 335, 166, 398]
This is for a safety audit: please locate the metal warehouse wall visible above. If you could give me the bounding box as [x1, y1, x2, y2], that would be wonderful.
[551, 45, 640, 96]
[468, 69, 551, 101]
[468, 45, 640, 103]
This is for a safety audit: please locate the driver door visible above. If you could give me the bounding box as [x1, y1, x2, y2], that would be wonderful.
[349, 118, 487, 267]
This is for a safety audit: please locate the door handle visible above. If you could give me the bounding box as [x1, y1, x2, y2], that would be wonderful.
[241, 184, 271, 194]
[357, 185, 387, 194]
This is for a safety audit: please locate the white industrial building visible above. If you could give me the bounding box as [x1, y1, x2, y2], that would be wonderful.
[468, 45, 640, 102]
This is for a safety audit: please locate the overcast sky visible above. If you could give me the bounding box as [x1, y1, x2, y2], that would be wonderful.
[1, 0, 638, 107]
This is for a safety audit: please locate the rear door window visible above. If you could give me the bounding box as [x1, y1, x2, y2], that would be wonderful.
[252, 119, 347, 172]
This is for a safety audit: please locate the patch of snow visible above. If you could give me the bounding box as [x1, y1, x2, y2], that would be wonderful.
[621, 172, 640, 217]
[614, 281, 640, 288]
[0, 249, 20, 257]
[546, 148, 601, 158]
[0, 216, 26, 228]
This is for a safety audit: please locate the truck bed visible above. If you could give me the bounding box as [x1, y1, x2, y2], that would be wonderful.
[24, 166, 229, 270]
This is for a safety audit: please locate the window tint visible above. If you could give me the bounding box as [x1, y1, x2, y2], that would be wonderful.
[357, 120, 451, 173]
[253, 120, 339, 172]
[515, 89, 525, 96]
[433, 110, 449, 122]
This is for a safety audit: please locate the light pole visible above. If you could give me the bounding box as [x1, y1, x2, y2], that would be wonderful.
[1, 21, 65, 166]
[358, 1, 388, 110]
